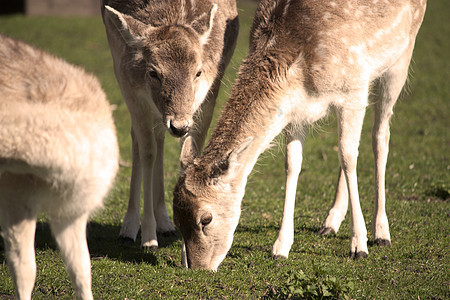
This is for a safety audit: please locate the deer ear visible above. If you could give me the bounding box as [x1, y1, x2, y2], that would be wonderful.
[180, 136, 198, 171]
[190, 4, 217, 45]
[104, 5, 149, 47]
[209, 137, 253, 185]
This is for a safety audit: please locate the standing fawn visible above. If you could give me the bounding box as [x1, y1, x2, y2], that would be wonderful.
[173, 0, 427, 270]
[0, 35, 119, 299]
[101, 0, 239, 250]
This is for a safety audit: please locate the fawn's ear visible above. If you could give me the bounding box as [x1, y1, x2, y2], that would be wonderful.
[208, 137, 253, 185]
[190, 3, 218, 45]
[104, 5, 150, 47]
[180, 136, 198, 171]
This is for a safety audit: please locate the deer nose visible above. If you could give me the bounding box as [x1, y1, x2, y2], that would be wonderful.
[168, 120, 191, 137]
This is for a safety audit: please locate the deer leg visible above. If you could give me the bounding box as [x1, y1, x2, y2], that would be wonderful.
[0, 205, 37, 300]
[337, 103, 368, 259]
[320, 167, 349, 235]
[372, 47, 413, 246]
[119, 127, 142, 244]
[152, 124, 176, 234]
[272, 125, 306, 259]
[50, 213, 93, 300]
[181, 238, 188, 268]
[137, 122, 158, 250]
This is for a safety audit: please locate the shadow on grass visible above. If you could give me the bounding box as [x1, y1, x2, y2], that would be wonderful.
[0, 221, 181, 266]
[235, 222, 350, 241]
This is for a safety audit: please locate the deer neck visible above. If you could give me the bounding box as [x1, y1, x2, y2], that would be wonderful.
[202, 52, 298, 184]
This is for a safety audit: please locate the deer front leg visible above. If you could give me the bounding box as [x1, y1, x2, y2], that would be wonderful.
[137, 124, 159, 250]
[119, 127, 142, 245]
[0, 208, 37, 300]
[337, 105, 368, 258]
[320, 167, 348, 235]
[272, 126, 306, 259]
[50, 213, 93, 300]
[152, 124, 176, 234]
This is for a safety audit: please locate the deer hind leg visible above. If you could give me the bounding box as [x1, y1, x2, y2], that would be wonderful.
[272, 125, 306, 259]
[337, 99, 368, 258]
[49, 213, 93, 300]
[0, 203, 37, 300]
[320, 167, 349, 235]
[372, 47, 413, 246]
[152, 124, 176, 234]
[119, 127, 143, 245]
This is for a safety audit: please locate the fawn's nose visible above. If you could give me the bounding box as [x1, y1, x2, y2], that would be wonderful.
[167, 119, 191, 138]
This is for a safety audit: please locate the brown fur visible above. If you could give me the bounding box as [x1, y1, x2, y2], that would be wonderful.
[102, 0, 239, 249]
[174, 0, 426, 269]
[0, 35, 119, 300]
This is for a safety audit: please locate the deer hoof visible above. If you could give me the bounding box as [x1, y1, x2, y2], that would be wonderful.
[374, 239, 391, 247]
[272, 254, 287, 261]
[142, 245, 158, 253]
[350, 251, 368, 259]
[118, 236, 135, 247]
[319, 227, 335, 236]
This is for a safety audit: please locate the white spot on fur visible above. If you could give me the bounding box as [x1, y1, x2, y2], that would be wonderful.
[315, 44, 328, 58]
[283, 0, 293, 17]
[414, 10, 420, 20]
[193, 77, 211, 112]
[374, 4, 410, 41]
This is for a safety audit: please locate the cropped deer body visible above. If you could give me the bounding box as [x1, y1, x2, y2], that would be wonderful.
[173, 0, 426, 270]
[101, 0, 239, 249]
[0, 35, 119, 299]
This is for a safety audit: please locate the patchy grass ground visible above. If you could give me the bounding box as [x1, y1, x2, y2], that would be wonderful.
[1, 1, 448, 299]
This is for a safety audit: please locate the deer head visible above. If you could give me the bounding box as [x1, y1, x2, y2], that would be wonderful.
[104, 4, 217, 137]
[173, 136, 253, 270]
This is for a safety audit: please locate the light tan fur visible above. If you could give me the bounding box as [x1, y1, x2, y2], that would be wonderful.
[0, 35, 119, 299]
[173, 0, 426, 270]
[101, 0, 239, 249]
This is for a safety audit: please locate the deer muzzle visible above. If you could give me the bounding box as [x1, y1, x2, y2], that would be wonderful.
[166, 117, 193, 138]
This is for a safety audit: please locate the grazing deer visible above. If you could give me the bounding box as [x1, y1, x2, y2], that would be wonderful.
[173, 0, 427, 270]
[0, 35, 119, 299]
[101, 0, 239, 250]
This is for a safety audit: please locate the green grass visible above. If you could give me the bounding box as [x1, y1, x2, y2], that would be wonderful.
[1, 1, 449, 299]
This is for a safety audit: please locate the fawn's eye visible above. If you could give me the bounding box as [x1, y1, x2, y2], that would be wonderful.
[201, 213, 212, 229]
[149, 70, 158, 78]
[195, 70, 202, 78]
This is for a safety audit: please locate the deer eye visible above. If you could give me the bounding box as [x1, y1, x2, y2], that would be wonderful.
[149, 70, 158, 78]
[201, 213, 212, 229]
[147, 67, 161, 82]
[195, 70, 202, 78]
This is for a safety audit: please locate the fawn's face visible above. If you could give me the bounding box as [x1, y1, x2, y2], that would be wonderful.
[104, 4, 217, 137]
[141, 26, 205, 137]
[173, 137, 253, 270]
[173, 170, 241, 271]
